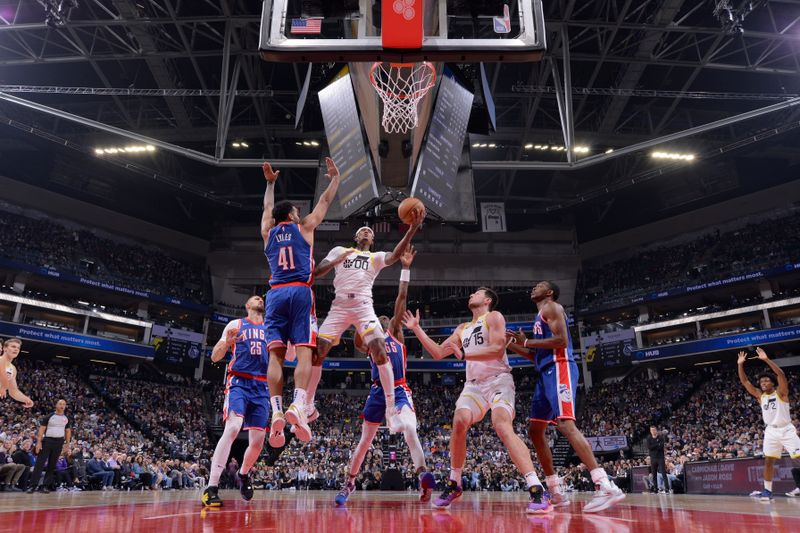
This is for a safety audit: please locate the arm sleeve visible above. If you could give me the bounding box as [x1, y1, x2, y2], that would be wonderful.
[323, 246, 345, 263]
[65, 416, 72, 429]
[40, 415, 50, 428]
[373, 252, 388, 270]
[218, 319, 241, 343]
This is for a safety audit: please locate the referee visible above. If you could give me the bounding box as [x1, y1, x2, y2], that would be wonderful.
[27, 399, 72, 494]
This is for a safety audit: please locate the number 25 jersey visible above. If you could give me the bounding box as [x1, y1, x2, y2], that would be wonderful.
[221, 318, 269, 378]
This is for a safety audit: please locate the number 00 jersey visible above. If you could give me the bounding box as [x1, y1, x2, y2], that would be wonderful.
[265, 222, 313, 287]
[761, 391, 793, 427]
[323, 246, 388, 300]
[459, 313, 511, 382]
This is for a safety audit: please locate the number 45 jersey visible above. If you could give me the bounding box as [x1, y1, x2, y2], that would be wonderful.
[459, 313, 511, 382]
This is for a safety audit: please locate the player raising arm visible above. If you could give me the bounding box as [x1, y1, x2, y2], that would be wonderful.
[261, 158, 341, 446]
[334, 247, 436, 506]
[403, 288, 551, 515]
[737, 347, 800, 500]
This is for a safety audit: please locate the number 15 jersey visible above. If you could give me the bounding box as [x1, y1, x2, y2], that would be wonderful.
[266, 222, 314, 287]
[459, 313, 511, 382]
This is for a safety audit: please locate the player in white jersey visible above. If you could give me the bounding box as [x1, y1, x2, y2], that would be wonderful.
[737, 347, 800, 500]
[403, 288, 551, 514]
[304, 216, 423, 432]
[0, 338, 34, 408]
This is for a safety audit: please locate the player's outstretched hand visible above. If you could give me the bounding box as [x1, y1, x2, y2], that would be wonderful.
[0, 387, 6, 399]
[506, 328, 527, 347]
[262, 162, 280, 183]
[400, 246, 416, 268]
[23, 398, 34, 409]
[403, 309, 420, 329]
[324, 157, 340, 179]
[756, 347, 769, 360]
[409, 208, 425, 227]
[737, 351, 747, 365]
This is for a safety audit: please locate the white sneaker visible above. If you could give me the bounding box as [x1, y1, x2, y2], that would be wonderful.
[285, 403, 312, 442]
[385, 407, 404, 434]
[750, 489, 762, 497]
[269, 410, 286, 448]
[787, 488, 800, 497]
[583, 483, 626, 513]
[304, 403, 320, 423]
[550, 491, 571, 508]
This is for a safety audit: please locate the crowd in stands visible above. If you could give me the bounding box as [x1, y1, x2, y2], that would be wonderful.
[3, 355, 799, 496]
[0, 359, 207, 493]
[578, 210, 800, 311]
[0, 208, 208, 303]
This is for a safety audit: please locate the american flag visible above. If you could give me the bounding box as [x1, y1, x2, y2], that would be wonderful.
[372, 221, 391, 233]
[290, 18, 322, 34]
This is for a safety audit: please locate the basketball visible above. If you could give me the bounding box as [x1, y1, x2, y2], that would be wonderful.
[398, 197, 426, 224]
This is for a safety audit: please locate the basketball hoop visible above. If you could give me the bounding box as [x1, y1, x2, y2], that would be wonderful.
[370, 61, 436, 134]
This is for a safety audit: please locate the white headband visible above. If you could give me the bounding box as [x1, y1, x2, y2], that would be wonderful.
[354, 226, 374, 237]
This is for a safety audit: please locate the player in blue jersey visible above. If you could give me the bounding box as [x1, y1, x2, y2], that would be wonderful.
[506, 281, 625, 513]
[260, 158, 341, 447]
[202, 295, 270, 508]
[334, 247, 436, 506]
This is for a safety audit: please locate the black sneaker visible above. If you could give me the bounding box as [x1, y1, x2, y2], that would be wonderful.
[238, 472, 254, 502]
[25, 487, 36, 494]
[39, 487, 51, 494]
[201, 486, 223, 507]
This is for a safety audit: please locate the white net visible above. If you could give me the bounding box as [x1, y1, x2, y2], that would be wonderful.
[370, 62, 436, 134]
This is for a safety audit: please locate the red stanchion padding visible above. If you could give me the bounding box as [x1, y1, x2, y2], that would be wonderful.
[382, 0, 424, 49]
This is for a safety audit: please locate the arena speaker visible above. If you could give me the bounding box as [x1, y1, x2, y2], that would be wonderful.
[380, 468, 404, 490]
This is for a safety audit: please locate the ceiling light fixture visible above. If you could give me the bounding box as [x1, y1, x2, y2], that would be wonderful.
[651, 151, 696, 161]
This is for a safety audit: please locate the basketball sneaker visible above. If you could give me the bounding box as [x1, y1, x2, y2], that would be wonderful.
[304, 403, 320, 423]
[787, 488, 800, 497]
[334, 481, 355, 506]
[269, 411, 286, 448]
[201, 486, 223, 507]
[527, 485, 553, 514]
[759, 489, 774, 501]
[583, 482, 626, 513]
[238, 471, 254, 502]
[285, 403, 312, 442]
[432, 480, 463, 509]
[549, 490, 570, 508]
[419, 472, 436, 502]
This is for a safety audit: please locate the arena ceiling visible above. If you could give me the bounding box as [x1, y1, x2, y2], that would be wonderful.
[0, 0, 799, 239]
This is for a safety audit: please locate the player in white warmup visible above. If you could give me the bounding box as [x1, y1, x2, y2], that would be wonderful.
[738, 347, 800, 500]
[304, 216, 423, 432]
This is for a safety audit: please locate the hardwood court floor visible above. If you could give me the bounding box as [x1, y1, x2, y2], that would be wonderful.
[1, 489, 799, 532]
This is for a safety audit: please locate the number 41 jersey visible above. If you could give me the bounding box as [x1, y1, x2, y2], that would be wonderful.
[266, 222, 314, 287]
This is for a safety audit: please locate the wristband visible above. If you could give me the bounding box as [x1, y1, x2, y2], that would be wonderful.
[400, 269, 410, 282]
